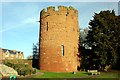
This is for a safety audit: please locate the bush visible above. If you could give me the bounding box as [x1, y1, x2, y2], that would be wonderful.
[17, 67, 36, 75]
[32, 68, 36, 74]
[4, 62, 12, 67]
[4, 62, 36, 76]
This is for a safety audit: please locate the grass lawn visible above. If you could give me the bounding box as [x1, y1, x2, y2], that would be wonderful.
[96, 70, 120, 78]
[31, 70, 119, 78]
[32, 71, 89, 78]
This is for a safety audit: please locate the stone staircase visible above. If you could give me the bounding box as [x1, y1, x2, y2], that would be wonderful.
[0, 64, 18, 77]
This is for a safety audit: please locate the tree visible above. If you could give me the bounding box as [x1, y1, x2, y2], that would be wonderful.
[32, 43, 39, 69]
[85, 10, 119, 70]
[79, 28, 91, 71]
[80, 28, 89, 48]
[33, 43, 39, 59]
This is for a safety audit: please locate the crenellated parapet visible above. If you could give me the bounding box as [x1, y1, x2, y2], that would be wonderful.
[39, 6, 80, 72]
[40, 6, 78, 18]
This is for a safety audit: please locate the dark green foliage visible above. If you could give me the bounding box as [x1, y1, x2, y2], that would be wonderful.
[83, 10, 120, 70]
[32, 68, 37, 74]
[5, 62, 13, 67]
[80, 28, 89, 48]
[79, 47, 92, 71]
[32, 43, 39, 69]
[4, 62, 36, 76]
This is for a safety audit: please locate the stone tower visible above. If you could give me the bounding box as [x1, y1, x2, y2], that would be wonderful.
[39, 6, 80, 72]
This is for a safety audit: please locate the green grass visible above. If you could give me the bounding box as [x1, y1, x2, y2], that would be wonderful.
[32, 71, 89, 78]
[31, 70, 119, 78]
[96, 71, 119, 78]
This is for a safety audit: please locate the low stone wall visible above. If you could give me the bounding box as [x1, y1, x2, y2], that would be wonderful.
[0, 64, 18, 77]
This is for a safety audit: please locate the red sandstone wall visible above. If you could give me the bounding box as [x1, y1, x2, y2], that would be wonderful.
[39, 6, 80, 72]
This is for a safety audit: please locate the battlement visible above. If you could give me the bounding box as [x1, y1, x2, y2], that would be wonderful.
[40, 6, 78, 18]
[39, 6, 80, 72]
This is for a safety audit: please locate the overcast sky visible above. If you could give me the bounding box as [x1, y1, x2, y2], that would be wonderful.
[0, 2, 118, 58]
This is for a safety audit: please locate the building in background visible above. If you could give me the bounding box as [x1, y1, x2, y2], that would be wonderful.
[0, 48, 24, 60]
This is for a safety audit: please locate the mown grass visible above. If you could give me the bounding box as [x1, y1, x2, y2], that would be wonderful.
[33, 71, 89, 78]
[31, 70, 119, 78]
[96, 71, 119, 78]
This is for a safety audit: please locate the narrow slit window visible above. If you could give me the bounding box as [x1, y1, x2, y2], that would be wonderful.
[47, 22, 48, 31]
[61, 45, 64, 56]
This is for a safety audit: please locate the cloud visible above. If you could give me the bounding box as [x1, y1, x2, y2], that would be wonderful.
[0, 23, 24, 33]
[1, 2, 40, 33]
[0, 14, 39, 33]
[0, 16, 38, 33]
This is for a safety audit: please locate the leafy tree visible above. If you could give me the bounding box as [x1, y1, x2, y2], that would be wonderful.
[85, 10, 119, 70]
[32, 43, 39, 69]
[80, 28, 89, 47]
[79, 28, 91, 71]
[33, 43, 39, 59]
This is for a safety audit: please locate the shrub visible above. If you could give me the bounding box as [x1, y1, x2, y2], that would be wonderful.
[4, 62, 36, 76]
[32, 68, 36, 74]
[4, 62, 12, 67]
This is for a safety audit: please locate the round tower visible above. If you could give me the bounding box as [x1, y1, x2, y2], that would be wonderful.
[39, 6, 80, 72]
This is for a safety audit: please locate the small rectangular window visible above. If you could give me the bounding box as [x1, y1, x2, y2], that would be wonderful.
[47, 22, 48, 31]
[61, 45, 64, 56]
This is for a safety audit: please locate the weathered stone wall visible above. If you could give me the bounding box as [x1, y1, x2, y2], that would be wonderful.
[0, 64, 18, 77]
[39, 6, 80, 72]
